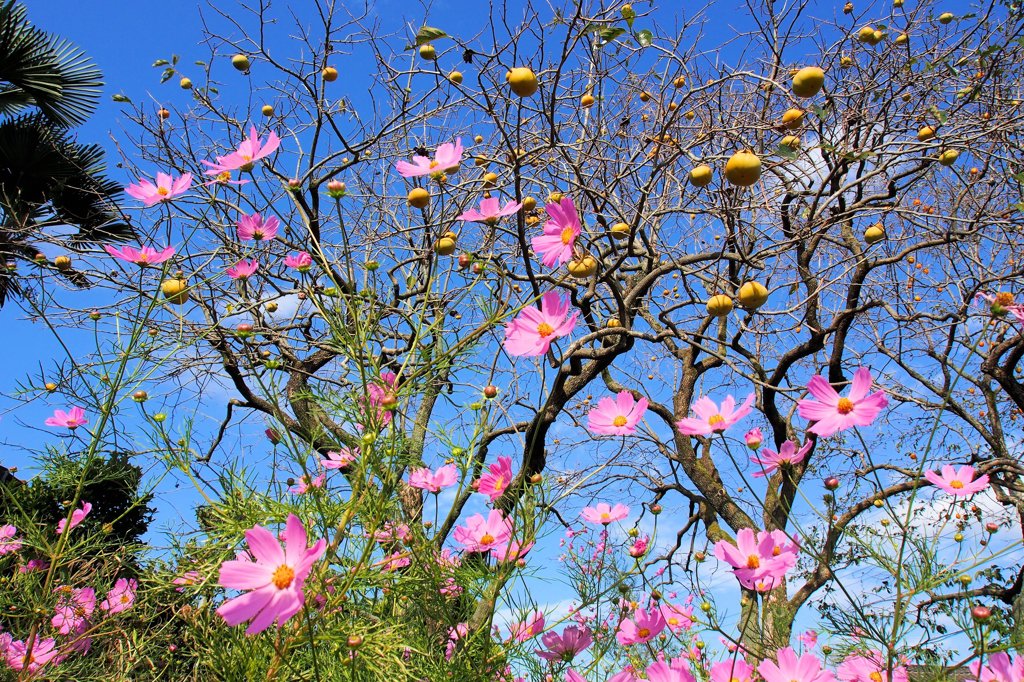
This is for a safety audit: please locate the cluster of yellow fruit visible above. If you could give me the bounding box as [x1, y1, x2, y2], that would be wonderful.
[705, 282, 770, 317]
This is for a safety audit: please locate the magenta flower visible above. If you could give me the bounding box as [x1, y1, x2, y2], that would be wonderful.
[616, 606, 666, 645]
[580, 502, 630, 525]
[646, 660, 697, 682]
[289, 473, 325, 495]
[838, 651, 908, 682]
[56, 501, 92, 534]
[714, 528, 798, 592]
[976, 292, 1024, 323]
[759, 647, 835, 682]
[503, 291, 578, 357]
[395, 139, 463, 178]
[322, 447, 358, 470]
[172, 571, 201, 591]
[799, 630, 819, 649]
[536, 624, 593, 662]
[203, 126, 281, 175]
[588, 391, 648, 436]
[52, 586, 96, 634]
[371, 522, 410, 543]
[125, 172, 192, 206]
[44, 406, 88, 430]
[284, 251, 313, 272]
[100, 577, 137, 614]
[104, 244, 176, 266]
[5, 637, 59, 674]
[798, 367, 888, 437]
[711, 659, 757, 682]
[408, 463, 458, 493]
[227, 259, 259, 280]
[457, 197, 522, 224]
[216, 513, 327, 635]
[509, 611, 545, 642]
[750, 439, 813, 477]
[661, 602, 694, 632]
[969, 652, 1024, 682]
[924, 465, 990, 496]
[0, 525, 21, 555]
[476, 456, 513, 503]
[491, 538, 534, 564]
[627, 535, 648, 558]
[236, 212, 280, 241]
[452, 510, 513, 555]
[365, 371, 400, 426]
[676, 394, 755, 436]
[745, 427, 763, 450]
[531, 197, 582, 267]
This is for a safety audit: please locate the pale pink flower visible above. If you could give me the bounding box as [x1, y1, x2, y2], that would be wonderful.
[395, 139, 463, 178]
[0, 525, 21, 555]
[125, 172, 192, 206]
[646, 660, 696, 682]
[745, 427, 763, 450]
[377, 551, 411, 572]
[458, 197, 522, 224]
[838, 651, 908, 682]
[676, 394, 755, 436]
[616, 606, 666, 645]
[758, 647, 835, 682]
[477, 456, 514, 502]
[236, 212, 279, 241]
[56, 501, 91, 534]
[203, 126, 281, 175]
[104, 244, 175, 266]
[798, 629, 819, 650]
[714, 528, 798, 592]
[100, 577, 137, 614]
[491, 538, 534, 563]
[798, 367, 888, 437]
[452, 510, 513, 555]
[509, 611, 545, 642]
[284, 251, 313, 272]
[289, 473, 325, 494]
[408, 463, 458, 493]
[371, 522, 410, 543]
[5, 637, 59, 673]
[44, 406, 88, 429]
[536, 624, 592, 662]
[750, 439, 813, 477]
[52, 586, 96, 634]
[661, 602, 694, 632]
[711, 659, 757, 682]
[924, 465, 990, 496]
[588, 391, 649, 436]
[322, 447, 358, 470]
[366, 371, 399, 426]
[216, 514, 327, 635]
[172, 571, 201, 592]
[531, 197, 582, 267]
[969, 652, 1024, 682]
[503, 291, 578, 357]
[444, 621, 469, 660]
[227, 259, 259, 279]
[580, 502, 630, 525]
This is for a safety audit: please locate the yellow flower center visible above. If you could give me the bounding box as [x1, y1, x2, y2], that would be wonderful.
[272, 564, 296, 589]
[480, 533, 495, 545]
[537, 322, 554, 337]
[157, 187, 169, 196]
[253, 230, 264, 240]
[493, 476, 505, 490]
[121, 594, 131, 604]
[638, 628, 650, 638]
[746, 555, 760, 569]
[429, 160, 439, 168]
[668, 617, 679, 626]
[708, 414, 725, 428]
[560, 227, 575, 244]
[996, 292, 1015, 306]
[870, 673, 883, 682]
[613, 415, 628, 427]
[950, 479, 964, 489]
[600, 513, 610, 522]
[217, 171, 231, 183]
[837, 397, 854, 414]
[772, 547, 782, 556]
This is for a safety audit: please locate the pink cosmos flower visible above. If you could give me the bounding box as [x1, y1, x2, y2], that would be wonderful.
[365, 371, 399, 426]
[509, 611, 545, 642]
[646, 660, 696, 682]
[452, 510, 513, 555]
[445, 622, 469, 660]
[227, 259, 259, 280]
[714, 528, 798, 592]
[100, 577, 137, 614]
[798, 630, 819, 650]
[395, 139, 463, 178]
[661, 602, 694, 632]
[52, 586, 96, 635]
[588, 391, 649, 436]
[289, 473, 325, 495]
[408, 464, 458, 493]
[104, 244, 175, 265]
[458, 197, 523, 224]
[491, 538, 534, 563]
[969, 652, 1024, 682]
[216, 513, 327, 635]
[616, 606, 666, 645]
[503, 291, 578, 357]
[236, 212, 280, 241]
[56, 501, 92, 534]
[580, 502, 630, 525]
[284, 251, 313, 272]
[976, 292, 1024, 324]
[759, 647, 836, 682]
[750, 439, 813, 477]
[628, 536, 648, 558]
[371, 521, 411, 543]
[676, 394, 755, 436]
[203, 126, 281, 175]
[44, 406, 88, 429]
[377, 551, 412, 572]
[924, 465, 990, 496]
[838, 651, 909, 682]
[125, 172, 192, 206]
[745, 427, 763, 450]
[0, 525, 21, 555]
[536, 624, 593, 662]
[711, 659, 757, 682]
[477, 456, 514, 502]
[20, 558, 48, 573]
[567, 671, 588, 682]
[172, 571, 201, 591]
[322, 447, 358, 470]
[531, 197, 582, 267]
[798, 367, 888, 437]
[5, 637, 59, 674]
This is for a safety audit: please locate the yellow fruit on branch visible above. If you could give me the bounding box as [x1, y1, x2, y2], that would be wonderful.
[408, 187, 430, 208]
[568, 256, 598, 278]
[435, 232, 457, 256]
[261, 104, 274, 116]
[179, 76, 193, 89]
[938, 12, 954, 24]
[610, 222, 630, 240]
[581, 93, 595, 108]
[724, 151, 762, 186]
[54, 255, 72, 271]
[419, 43, 437, 60]
[448, 70, 463, 84]
[938, 149, 959, 166]
[917, 125, 936, 142]
[507, 67, 538, 97]
[231, 54, 251, 71]
[161, 278, 189, 305]
[322, 66, 339, 82]
[780, 135, 801, 150]
[864, 224, 886, 244]
[522, 197, 537, 212]
[858, 26, 876, 42]
[706, 294, 734, 317]
[782, 108, 804, 129]
[738, 281, 769, 310]
[791, 67, 825, 98]
[688, 164, 713, 187]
